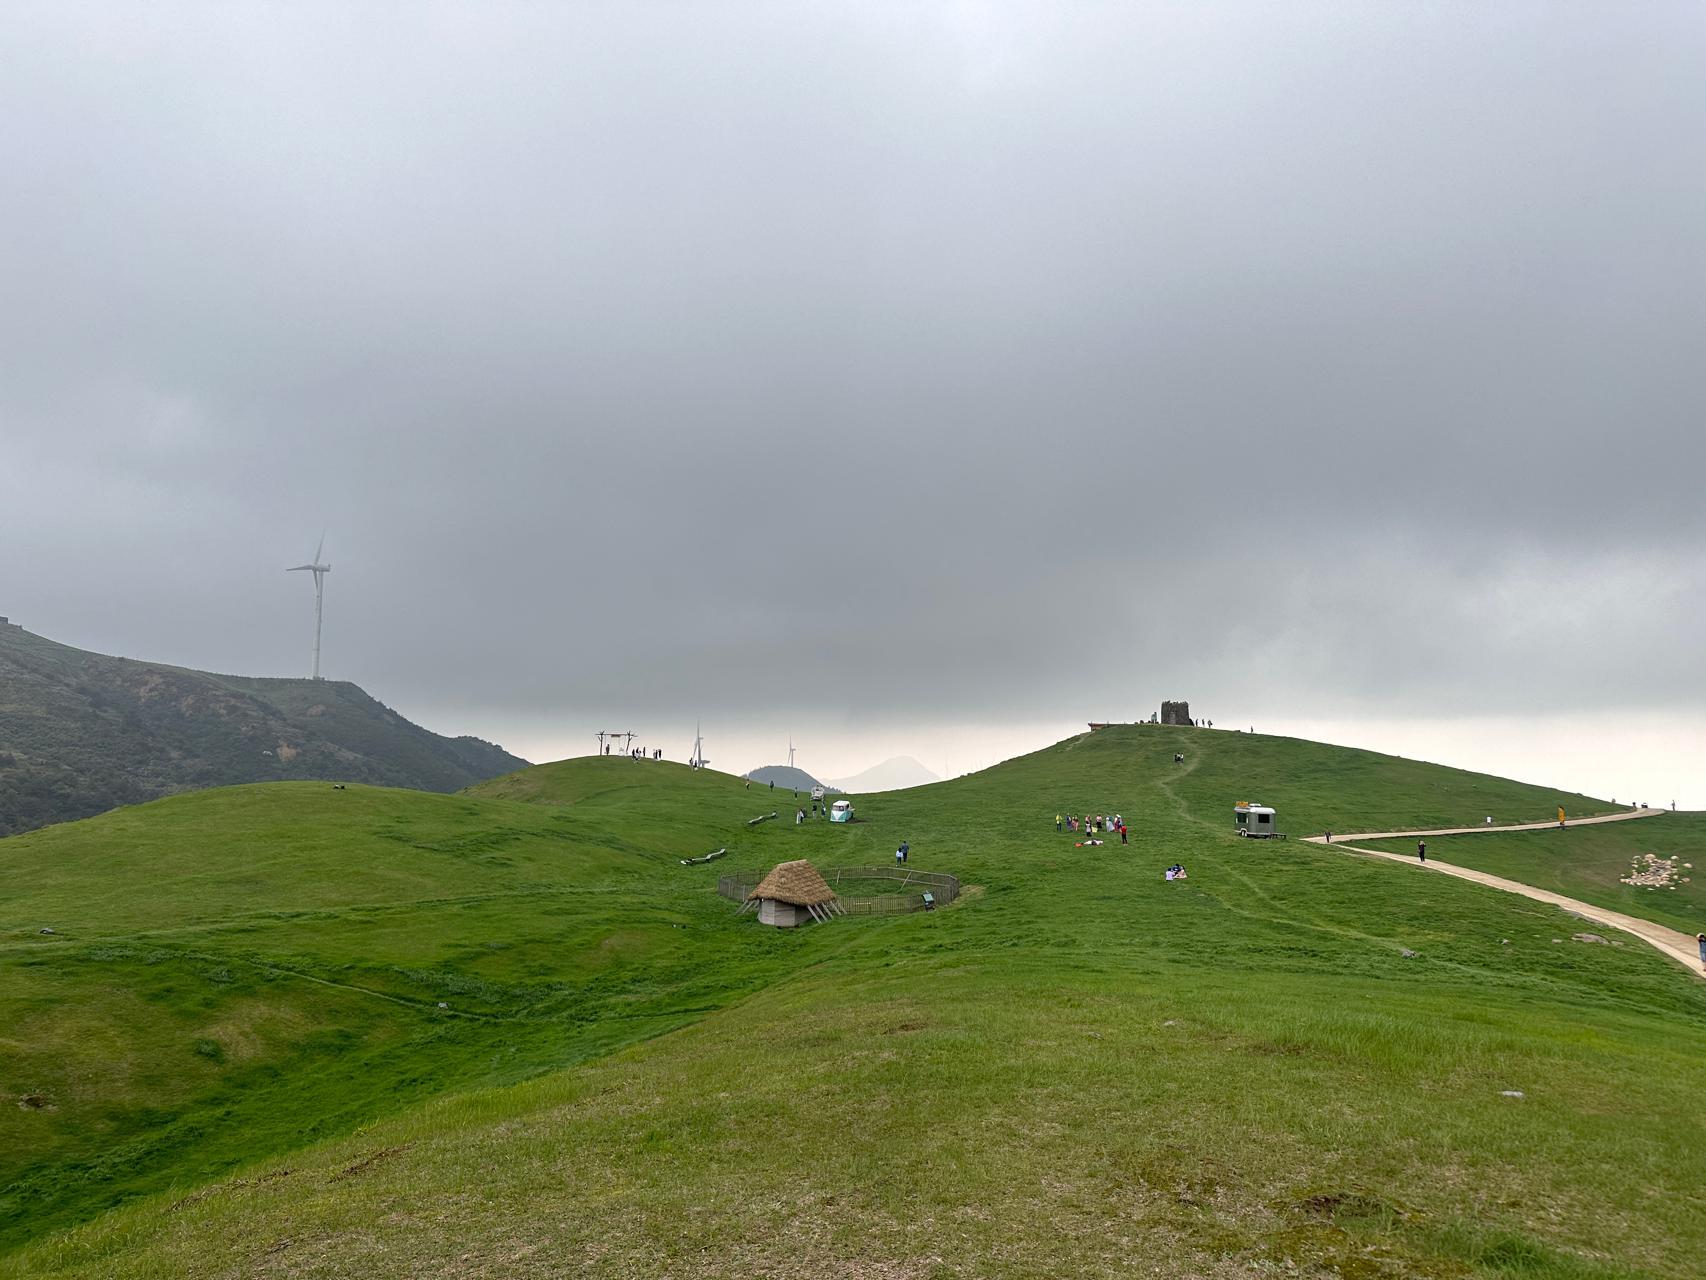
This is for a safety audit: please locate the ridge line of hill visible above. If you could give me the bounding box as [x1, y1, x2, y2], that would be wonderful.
[0, 624, 528, 834]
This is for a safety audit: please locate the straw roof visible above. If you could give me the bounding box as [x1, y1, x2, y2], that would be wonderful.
[747, 859, 837, 907]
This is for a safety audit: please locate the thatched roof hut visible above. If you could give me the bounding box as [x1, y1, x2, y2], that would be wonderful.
[741, 859, 844, 926]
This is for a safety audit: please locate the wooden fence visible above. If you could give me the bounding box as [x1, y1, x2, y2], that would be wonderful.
[717, 866, 961, 916]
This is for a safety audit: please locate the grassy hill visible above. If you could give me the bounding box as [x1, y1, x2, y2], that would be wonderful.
[0, 623, 526, 835]
[4, 726, 1704, 1278]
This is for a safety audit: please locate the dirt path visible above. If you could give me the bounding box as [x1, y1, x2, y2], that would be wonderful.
[1299, 813, 1701, 976]
[1311, 806, 1667, 843]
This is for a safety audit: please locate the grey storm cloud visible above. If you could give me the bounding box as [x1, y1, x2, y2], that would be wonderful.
[3, 1, 1704, 741]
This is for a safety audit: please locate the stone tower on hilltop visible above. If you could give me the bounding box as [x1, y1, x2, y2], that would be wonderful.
[1160, 700, 1191, 726]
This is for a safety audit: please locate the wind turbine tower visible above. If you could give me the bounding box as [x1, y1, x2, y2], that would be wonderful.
[788, 734, 796, 770]
[286, 535, 332, 680]
[690, 722, 708, 769]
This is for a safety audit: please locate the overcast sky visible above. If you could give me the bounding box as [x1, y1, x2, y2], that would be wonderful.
[4, 2, 1703, 802]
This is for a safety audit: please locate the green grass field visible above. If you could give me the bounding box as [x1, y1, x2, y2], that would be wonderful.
[3, 725, 1704, 1278]
[1358, 813, 1706, 937]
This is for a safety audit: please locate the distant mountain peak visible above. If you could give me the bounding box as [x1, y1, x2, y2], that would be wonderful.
[825, 756, 940, 794]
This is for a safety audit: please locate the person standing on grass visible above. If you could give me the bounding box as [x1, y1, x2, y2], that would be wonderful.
[1417, 839, 1427, 864]
[1056, 813, 1062, 832]
[1119, 823, 1128, 845]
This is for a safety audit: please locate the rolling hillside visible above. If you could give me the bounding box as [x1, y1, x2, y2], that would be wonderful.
[1357, 813, 1706, 937]
[4, 726, 1704, 1278]
[0, 623, 526, 835]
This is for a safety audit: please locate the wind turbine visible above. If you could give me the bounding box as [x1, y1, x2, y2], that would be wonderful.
[690, 721, 708, 769]
[286, 534, 331, 680]
[788, 734, 796, 770]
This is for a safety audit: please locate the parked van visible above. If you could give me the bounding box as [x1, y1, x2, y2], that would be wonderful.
[829, 799, 854, 824]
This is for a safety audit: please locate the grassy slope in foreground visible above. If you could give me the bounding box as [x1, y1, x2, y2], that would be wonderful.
[0, 766, 855, 1249]
[1357, 812, 1706, 938]
[8, 727, 1706, 1279]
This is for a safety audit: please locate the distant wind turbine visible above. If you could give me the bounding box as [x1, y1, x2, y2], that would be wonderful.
[788, 734, 796, 770]
[286, 534, 332, 680]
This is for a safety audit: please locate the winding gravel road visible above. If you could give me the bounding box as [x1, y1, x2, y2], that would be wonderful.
[1300, 809, 1703, 976]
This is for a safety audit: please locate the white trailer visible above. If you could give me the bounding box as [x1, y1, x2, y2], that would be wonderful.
[1234, 802, 1277, 837]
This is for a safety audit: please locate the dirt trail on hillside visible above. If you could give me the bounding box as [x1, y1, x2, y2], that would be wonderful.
[1313, 806, 1667, 843]
[1299, 812, 1701, 976]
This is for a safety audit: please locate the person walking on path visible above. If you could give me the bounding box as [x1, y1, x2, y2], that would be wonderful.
[1698, 933, 1706, 969]
[1417, 839, 1427, 864]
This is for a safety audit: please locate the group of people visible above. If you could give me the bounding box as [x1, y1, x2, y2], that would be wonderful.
[1048, 810, 1198, 880]
[1056, 812, 1128, 844]
[607, 746, 664, 761]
